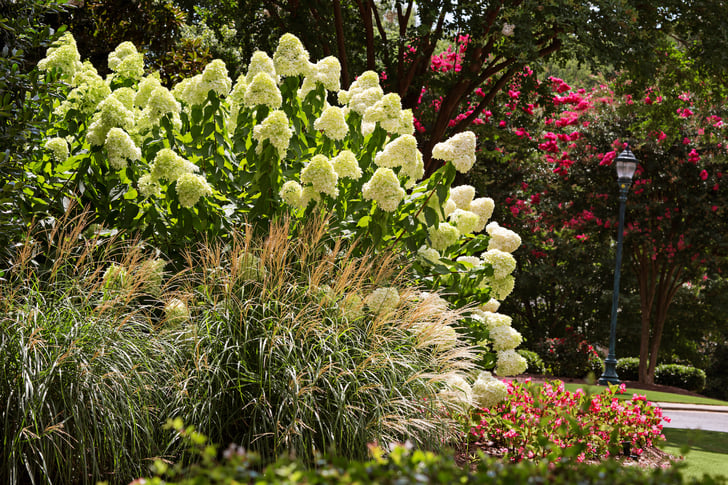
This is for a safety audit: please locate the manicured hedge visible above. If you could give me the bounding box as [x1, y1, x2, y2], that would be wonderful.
[617, 358, 706, 392]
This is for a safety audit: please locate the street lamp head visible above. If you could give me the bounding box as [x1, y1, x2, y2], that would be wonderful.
[615, 145, 638, 182]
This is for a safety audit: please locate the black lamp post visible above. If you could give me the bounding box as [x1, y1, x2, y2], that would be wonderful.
[599, 145, 638, 386]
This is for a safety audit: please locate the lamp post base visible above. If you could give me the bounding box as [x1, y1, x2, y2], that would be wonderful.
[598, 357, 620, 386]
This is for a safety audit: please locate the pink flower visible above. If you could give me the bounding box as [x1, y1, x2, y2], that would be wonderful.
[700, 169, 708, 181]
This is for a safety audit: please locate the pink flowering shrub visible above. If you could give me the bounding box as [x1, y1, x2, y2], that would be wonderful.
[469, 379, 669, 463]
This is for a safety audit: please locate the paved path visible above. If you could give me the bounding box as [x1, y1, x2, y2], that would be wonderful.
[658, 402, 728, 433]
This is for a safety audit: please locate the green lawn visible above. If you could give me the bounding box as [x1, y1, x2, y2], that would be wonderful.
[660, 428, 728, 480]
[560, 382, 728, 406]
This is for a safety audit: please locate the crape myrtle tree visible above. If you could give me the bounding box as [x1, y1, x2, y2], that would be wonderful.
[492, 49, 728, 384]
[223, 0, 728, 175]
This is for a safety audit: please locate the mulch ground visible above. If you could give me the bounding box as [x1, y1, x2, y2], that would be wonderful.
[453, 373, 688, 470]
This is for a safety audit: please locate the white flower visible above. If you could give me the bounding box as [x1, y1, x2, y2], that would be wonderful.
[502, 23, 515, 36]
[349, 86, 384, 115]
[418, 246, 441, 265]
[331, 150, 362, 180]
[365, 287, 399, 315]
[301, 56, 341, 96]
[105, 127, 140, 170]
[151, 148, 197, 183]
[200, 59, 232, 98]
[253, 110, 292, 157]
[111, 87, 136, 110]
[495, 350, 527, 377]
[340, 292, 365, 321]
[144, 86, 181, 124]
[362, 167, 405, 212]
[428, 222, 460, 252]
[487, 275, 516, 300]
[440, 374, 473, 410]
[301, 154, 338, 197]
[164, 298, 190, 325]
[486, 222, 522, 253]
[176, 173, 212, 208]
[449, 185, 476, 209]
[490, 325, 523, 351]
[279, 180, 304, 208]
[38, 32, 82, 80]
[138, 173, 161, 198]
[98, 95, 136, 130]
[470, 197, 495, 233]
[300, 186, 321, 208]
[481, 249, 517, 279]
[483, 312, 512, 331]
[245, 51, 277, 84]
[229, 74, 248, 105]
[394, 109, 415, 136]
[374, 135, 422, 175]
[135, 75, 163, 107]
[456, 255, 481, 267]
[443, 198, 457, 218]
[273, 33, 312, 77]
[314, 106, 348, 140]
[472, 371, 508, 408]
[244, 72, 282, 109]
[432, 131, 477, 173]
[108, 41, 144, 80]
[363, 92, 402, 132]
[44, 137, 69, 162]
[338, 70, 380, 105]
[237, 252, 266, 281]
[480, 298, 501, 313]
[449, 209, 480, 235]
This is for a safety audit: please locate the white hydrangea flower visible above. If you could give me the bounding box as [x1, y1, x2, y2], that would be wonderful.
[229, 74, 248, 105]
[172, 76, 200, 105]
[440, 374, 473, 410]
[273, 33, 312, 77]
[363, 93, 402, 132]
[135, 75, 163, 107]
[495, 349, 527, 377]
[301, 154, 338, 197]
[164, 298, 190, 325]
[38, 32, 82, 80]
[349, 86, 384, 115]
[252, 110, 292, 157]
[331, 150, 362, 180]
[449, 185, 476, 209]
[56, 66, 111, 117]
[144, 86, 181, 124]
[481, 249, 517, 279]
[340, 292, 365, 321]
[470, 197, 495, 233]
[490, 325, 523, 351]
[486, 222, 522, 253]
[111, 87, 136, 110]
[443, 198, 457, 218]
[237, 252, 267, 281]
[472, 371, 508, 408]
[138, 173, 161, 198]
[374, 135, 421, 174]
[480, 298, 501, 313]
[428, 222, 460, 252]
[314, 106, 348, 140]
[279, 180, 304, 208]
[103, 263, 128, 291]
[365, 287, 399, 315]
[432, 131, 477, 173]
[449, 209, 480, 235]
[417, 246, 441, 265]
[108, 41, 144, 80]
[300, 185, 321, 208]
[44, 137, 69, 162]
[200, 59, 232, 98]
[394, 109, 416, 136]
[176, 173, 213, 208]
[151, 148, 196, 183]
[483, 312, 512, 331]
[105, 127, 140, 170]
[312, 56, 341, 91]
[244, 72, 283, 109]
[140, 258, 166, 296]
[245, 51, 277, 84]
[86, 96, 136, 146]
[456, 255, 481, 267]
[362, 167, 405, 212]
[487, 275, 516, 300]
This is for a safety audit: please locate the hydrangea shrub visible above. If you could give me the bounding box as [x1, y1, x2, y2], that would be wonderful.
[36, 32, 523, 376]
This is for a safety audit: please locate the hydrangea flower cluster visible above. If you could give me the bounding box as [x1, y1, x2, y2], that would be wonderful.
[432, 131, 477, 173]
[237, 253, 266, 281]
[55, 63, 110, 117]
[150, 148, 197, 183]
[301, 155, 339, 197]
[243, 72, 282, 109]
[176, 173, 213, 208]
[44, 137, 69, 162]
[331, 150, 362, 180]
[105, 127, 141, 170]
[300, 56, 341, 96]
[472, 371, 509, 408]
[107, 41, 144, 80]
[362, 168, 405, 212]
[173, 59, 232, 106]
[253, 110, 293, 156]
[486, 222, 522, 253]
[481, 249, 517, 279]
[373, 134, 424, 183]
[365, 287, 400, 315]
[164, 298, 190, 325]
[37, 32, 82, 80]
[489, 325, 523, 351]
[273, 33, 312, 77]
[428, 222, 460, 251]
[314, 106, 348, 140]
[245, 51, 277, 83]
[338, 71, 383, 114]
[495, 349, 527, 376]
[440, 374, 473, 410]
[87, 96, 136, 146]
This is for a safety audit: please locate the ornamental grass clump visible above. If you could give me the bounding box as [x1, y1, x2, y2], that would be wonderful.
[169, 217, 478, 464]
[0, 214, 184, 485]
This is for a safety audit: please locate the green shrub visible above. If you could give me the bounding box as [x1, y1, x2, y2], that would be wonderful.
[655, 364, 706, 393]
[170, 218, 477, 464]
[533, 327, 602, 378]
[134, 421, 724, 485]
[617, 357, 640, 381]
[517, 349, 546, 374]
[704, 343, 728, 400]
